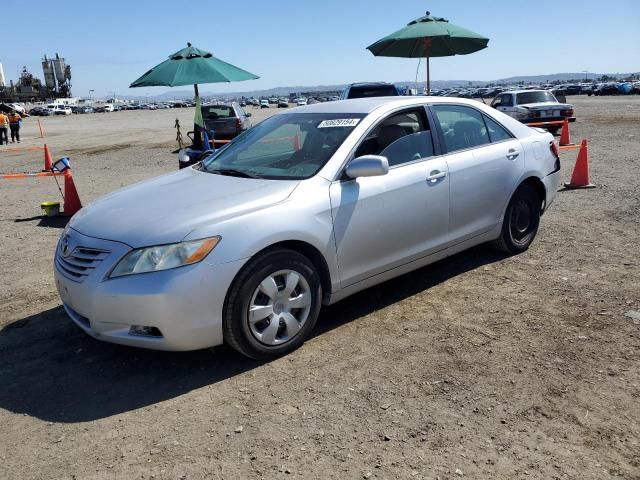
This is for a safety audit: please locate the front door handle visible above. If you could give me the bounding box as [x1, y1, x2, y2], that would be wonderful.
[426, 170, 447, 183]
[506, 149, 520, 161]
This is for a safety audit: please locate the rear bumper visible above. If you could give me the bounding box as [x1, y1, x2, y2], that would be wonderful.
[543, 166, 562, 211]
[526, 116, 576, 124]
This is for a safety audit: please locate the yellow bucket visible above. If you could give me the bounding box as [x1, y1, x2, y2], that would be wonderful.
[41, 201, 61, 217]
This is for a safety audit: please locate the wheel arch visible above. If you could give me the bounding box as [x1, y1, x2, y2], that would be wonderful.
[519, 176, 547, 213]
[230, 240, 333, 305]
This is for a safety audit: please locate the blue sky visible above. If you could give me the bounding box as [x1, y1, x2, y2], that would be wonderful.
[2, 0, 639, 97]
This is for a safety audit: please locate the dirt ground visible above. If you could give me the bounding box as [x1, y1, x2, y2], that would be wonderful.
[0, 97, 638, 480]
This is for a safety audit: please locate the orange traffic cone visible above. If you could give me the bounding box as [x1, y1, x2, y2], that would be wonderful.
[63, 170, 83, 216]
[293, 133, 301, 151]
[564, 139, 595, 189]
[43, 144, 53, 171]
[559, 118, 572, 146]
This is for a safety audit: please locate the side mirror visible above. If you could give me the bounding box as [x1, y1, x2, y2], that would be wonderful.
[245, 112, 252, 117]
[345, 155, 389, 179]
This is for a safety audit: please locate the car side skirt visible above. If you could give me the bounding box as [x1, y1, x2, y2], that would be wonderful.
[326, 225, 501, 305]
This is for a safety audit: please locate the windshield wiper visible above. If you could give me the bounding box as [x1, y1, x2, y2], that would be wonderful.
[207, 168, 260, 179]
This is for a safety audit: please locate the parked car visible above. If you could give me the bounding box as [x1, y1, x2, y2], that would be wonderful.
[28, 106, 53, 116]
[55, 97, 561, 359]
[296, 98, 308, 106]
[201, 102, 252, 141]
[260, 99, 270, 108]
[490, 90, 575, 133]
[51, 105, 72, 115]
[278, 99, 289, 108]
[592, 83, 621, 96]
[340, 82, 400, 100]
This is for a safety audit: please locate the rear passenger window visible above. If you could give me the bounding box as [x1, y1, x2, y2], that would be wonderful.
[483, 115, 513, 142]
[432, 105, 490, 153]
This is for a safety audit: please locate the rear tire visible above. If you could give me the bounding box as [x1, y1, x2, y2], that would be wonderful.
[492, 184, 542, 254]
[223, 248, 322, 359]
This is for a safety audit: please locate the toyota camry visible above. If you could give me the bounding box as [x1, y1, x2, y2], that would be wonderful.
[54, 97, 561, 359]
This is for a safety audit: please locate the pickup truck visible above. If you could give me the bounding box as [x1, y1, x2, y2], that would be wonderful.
[201, 102, 252, 140]
[490, 90, 575, 134]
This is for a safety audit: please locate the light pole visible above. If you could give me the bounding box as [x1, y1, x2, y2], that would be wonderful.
[89, 89, 94, 101]
[582, 70, 589, 82]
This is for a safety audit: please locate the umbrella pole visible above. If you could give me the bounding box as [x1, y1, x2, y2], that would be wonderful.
[426, 55, 430, 95]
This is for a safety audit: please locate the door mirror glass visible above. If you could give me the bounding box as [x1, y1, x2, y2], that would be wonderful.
[345, 155, 389, 179]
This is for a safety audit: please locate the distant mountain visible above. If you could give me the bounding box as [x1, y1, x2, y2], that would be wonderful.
[492, 72, 635, 83]
[121, 72, 638, 100]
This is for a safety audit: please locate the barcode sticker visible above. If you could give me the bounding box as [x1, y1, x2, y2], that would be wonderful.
[317, 119, 360, 128]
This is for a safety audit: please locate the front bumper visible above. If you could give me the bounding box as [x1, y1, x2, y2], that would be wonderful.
[54, 229, 246, 351]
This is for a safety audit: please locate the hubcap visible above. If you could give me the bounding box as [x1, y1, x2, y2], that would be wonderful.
[247, 269, 312, 346]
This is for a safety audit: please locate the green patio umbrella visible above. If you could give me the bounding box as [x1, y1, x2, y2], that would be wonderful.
[130, 43, 259, 149]
[367, 12, 489, 94]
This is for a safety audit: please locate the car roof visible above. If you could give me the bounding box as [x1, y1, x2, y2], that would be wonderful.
[281, 96, 488, 115]
[500, 90, 549, 94]
[348, 82, 394, 87]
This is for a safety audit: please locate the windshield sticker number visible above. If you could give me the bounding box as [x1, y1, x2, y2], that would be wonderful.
[318, 119, 360, 128]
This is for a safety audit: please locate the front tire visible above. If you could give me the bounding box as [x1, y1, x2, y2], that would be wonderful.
[492, 184, 542, 254]
[223, 249, 322, 359]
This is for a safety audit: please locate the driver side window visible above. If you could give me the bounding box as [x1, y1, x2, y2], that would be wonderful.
[354, 108, 434, 167]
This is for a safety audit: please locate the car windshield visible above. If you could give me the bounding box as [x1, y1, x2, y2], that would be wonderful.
[203, 105, 235, 118]
[348, 85, 397, 99]
[200, 113, 365, 180]
[516, 91, 557, 104]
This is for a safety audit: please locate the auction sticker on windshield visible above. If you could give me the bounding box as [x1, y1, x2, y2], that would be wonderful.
[317, 119, 360, 128]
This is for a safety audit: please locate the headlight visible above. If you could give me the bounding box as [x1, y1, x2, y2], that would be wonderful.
[110, 236, 220, 278]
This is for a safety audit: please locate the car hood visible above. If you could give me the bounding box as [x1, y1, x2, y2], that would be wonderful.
[519, 102, 572, 109]
[69, 168, 300, 248]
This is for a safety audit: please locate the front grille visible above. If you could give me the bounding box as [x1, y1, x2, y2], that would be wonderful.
[56, 246, 110, 282]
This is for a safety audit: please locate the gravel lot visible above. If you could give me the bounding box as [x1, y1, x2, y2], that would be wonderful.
[0, 97, 638, 479]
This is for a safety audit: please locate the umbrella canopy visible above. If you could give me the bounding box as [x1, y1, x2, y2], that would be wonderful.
[130, 44, 259, 88]
[129, 43, 259, 150]
[367, 12, 488, 93]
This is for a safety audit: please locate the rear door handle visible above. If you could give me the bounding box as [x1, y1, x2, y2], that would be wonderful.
[506, 148, 520, 161]
[426, 170, 447, 182]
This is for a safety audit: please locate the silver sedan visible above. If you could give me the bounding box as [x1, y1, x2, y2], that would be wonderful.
[54, 97, 561, 359]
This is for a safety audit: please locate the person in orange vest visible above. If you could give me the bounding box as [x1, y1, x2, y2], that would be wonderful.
[8, 111, 22, 143]
[0, 111, 9, 145]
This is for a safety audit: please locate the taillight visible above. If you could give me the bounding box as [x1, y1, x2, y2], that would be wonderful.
[561, 109, 574, 117]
